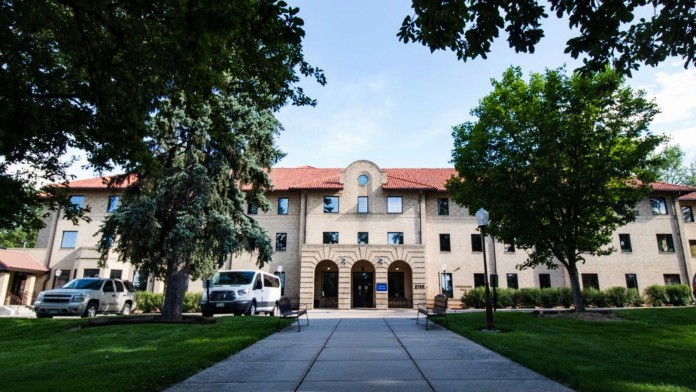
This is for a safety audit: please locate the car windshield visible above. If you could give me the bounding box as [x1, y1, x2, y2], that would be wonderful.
[61, 279, 104, 290]
[214, 272, 255, 285]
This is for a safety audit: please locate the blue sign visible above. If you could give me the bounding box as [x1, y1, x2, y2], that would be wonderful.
[376, 282, 388, 292]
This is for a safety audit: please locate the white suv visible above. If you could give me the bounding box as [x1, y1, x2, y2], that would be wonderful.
[34, 278, 137, 318]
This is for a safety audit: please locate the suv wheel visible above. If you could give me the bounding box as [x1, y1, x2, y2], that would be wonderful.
[247, 302, 256, 316]
[82, 301, 98, 318]
[120, 303, 132, 316]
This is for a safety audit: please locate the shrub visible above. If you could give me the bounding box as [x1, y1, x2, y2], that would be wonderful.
[581, 288, 608, 308]
[644, 285, 667, 307]
[495, 288, 516, 308]
[605, 287, 629, 308]
[627, 288, 644, 307]
[558, 287, 573, 308]
[540, 288, 562, 308]
[136, 291, 163, 313]
[183, 292, 203, 313]
[517, 288, 542, 308]
[665, 284, 692, 306]
[461, 287, 486, 309]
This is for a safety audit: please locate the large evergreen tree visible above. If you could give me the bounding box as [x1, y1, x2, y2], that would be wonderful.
[447, 67, 664, 311]
[98, 89, 281, 320]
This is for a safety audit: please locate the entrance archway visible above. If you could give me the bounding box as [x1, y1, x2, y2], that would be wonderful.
[314, 260, 338, 308]
[351, 260, 375, 308]
[388, 261, 413, 308]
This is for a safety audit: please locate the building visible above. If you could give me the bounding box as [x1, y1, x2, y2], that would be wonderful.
[3, 160, 695, 309]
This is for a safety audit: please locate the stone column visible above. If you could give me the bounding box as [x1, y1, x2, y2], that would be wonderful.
[375, 263, 388, 309]
[0, 272, 10, 305]
[23, 275, 37, 306]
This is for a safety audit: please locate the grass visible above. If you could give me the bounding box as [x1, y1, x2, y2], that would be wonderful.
[441, 308, 696, 392]
[0, 316, 285, 392]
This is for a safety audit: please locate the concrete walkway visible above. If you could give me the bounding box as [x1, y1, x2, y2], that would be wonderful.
[167, 309, 573, 392]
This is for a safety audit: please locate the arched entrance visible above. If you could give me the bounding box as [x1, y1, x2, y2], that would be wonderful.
[314, 260, 338, 308]
[351, 260, 375, 308]
[388, 261, 413, 308]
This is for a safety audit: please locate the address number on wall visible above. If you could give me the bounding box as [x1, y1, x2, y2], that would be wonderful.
[414, 284, 425, 290]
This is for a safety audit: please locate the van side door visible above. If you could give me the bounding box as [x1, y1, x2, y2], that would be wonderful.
[252, 273, 264, 309]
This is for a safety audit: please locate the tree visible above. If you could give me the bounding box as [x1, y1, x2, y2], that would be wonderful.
[0, 206, 41, 248]
[398, 0, 696, 75]
[98, 90, 280, 320]
[1, 0, 324, 232]
[652, 144, 696, 186]
[447, 66, 664, 311]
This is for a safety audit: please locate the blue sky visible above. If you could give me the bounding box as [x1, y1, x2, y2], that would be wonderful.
[273, 1, 696, 169]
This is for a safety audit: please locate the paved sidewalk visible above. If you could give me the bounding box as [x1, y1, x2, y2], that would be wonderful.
[167, 310, 573, 392]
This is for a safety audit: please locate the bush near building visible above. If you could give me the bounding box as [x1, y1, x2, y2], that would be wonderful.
[461, 285, 689, 309]
[135, 292, 202, 313]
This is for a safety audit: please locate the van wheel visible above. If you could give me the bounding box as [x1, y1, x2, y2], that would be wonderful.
[120, 303, 132, 316]
[247, 302, 257, 316]
[82, 301, 98, 318]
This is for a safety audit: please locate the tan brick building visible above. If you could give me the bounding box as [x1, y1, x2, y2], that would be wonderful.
[3, 160, 695, 309]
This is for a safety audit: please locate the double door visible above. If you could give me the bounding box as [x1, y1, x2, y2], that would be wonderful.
[352, 271, 374, 308]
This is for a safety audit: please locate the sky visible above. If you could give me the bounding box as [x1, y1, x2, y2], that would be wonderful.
[67, 1, 696, 178]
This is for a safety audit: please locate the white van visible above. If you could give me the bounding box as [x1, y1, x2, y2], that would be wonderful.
[201, 270, 281, 317]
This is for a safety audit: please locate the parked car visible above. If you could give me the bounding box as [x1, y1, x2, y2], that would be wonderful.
[200, 270, 281, 317]
[34, 278, 137, 318]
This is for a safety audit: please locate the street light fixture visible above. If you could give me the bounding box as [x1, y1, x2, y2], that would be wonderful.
[475, 208, 496, 332]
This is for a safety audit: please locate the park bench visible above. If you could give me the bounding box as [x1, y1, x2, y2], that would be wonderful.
[277, 296, 309, 332]
[416, 294, 449, 330]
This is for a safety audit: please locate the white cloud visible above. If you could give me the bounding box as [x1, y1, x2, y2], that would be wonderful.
[646, 68, 696, 125]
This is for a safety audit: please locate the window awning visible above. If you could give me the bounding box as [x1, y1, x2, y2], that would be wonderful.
[0, 249, 48, 274]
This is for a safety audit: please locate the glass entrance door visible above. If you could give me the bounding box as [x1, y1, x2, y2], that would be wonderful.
[352, 271, 374, 308]
[320, 272, 338, 308]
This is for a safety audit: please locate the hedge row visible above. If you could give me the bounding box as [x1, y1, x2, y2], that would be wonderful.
[460, 284, 692, 309]
[135, 291, 202, 313]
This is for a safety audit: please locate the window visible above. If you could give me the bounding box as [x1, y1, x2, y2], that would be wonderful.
[274, 271, 286, 296]
[664, 274, 681, 285]
[70, 195, 85, 209]
[107, 195, 120, 212]
[323, 232, 339, 244]
[357, 174, 369, 186]
[388, 232, 404, 244]
[277, 198, 289, 215]
[324, 196, 339, 213]
[357, 196, 368, 213]
[247, 202, 258, 215]
[109, 270, 122, 279]
[387, 196, 403, 213]
[357, 232, 369, 245]
[60, 231, 78, 249]
[690, 240, 696, 257]
[539, 274, 551, 289]
[439, 234, 451, 251]
[581, 273, 600, 290]
[276, 233, 287, 251]
[625, 274, 638, 290]
[504, 242, 515, 253]
[133, 271, 149, 291]
[683, 206, 694, 222]
[83, 268, 100, 278]
[473, 273, 485, 288]
[437, 198, 449, 215]
[440, 273, 453, 298]
[619, 234, 632, 252]
[114, 280, 124, 292]
[650, 197, 667, 215]
[103, 280, 114, 292]
[471, 234, 483, 252]
[507, 273, 519, 289]
[656, 234, 675, 252]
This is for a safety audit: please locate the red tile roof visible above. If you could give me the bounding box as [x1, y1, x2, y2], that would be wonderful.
[679, 192, 696, 201]
[650, 182, 695, 192]
[0, 249, 48, 274]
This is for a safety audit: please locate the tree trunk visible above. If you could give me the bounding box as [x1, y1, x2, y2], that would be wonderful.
[566, 262, 585, 312]
[161, 265, 190, 321]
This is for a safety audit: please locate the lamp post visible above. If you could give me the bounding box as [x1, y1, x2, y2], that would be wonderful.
[475, 208, 496, 331]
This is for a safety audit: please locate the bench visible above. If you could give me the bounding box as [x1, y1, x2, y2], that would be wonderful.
[416, 294, 449, 330]
[277, 297, 309, 332]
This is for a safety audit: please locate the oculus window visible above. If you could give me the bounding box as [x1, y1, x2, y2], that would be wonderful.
[437, 198, 449, 215]
[323, 232, 339, 244]
[650, 197, 667, 215]
[388, 232, 404, 244]
[357, 174, 369, 186]
[357, 196, 368, 214]
[277, 198, 289, 215]
[324, 196, 339, 213]
[387, 196, 403, 214]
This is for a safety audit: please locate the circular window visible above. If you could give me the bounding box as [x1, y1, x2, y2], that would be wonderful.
[358, 174, 369, 186]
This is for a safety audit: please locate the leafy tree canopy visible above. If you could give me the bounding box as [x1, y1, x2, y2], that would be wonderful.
[0, 0, 324, 231]
[652, 144, 696, 186]
[447, 66, 664, 311]
[398, 0, 696, 75]
[0, 206, 41, 248]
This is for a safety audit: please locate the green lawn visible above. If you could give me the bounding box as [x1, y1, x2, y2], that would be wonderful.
[0, 316, 284, 392]
[443, 308, 696, 392]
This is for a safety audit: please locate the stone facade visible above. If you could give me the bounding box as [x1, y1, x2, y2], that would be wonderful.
[16, 160, 696, 309]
